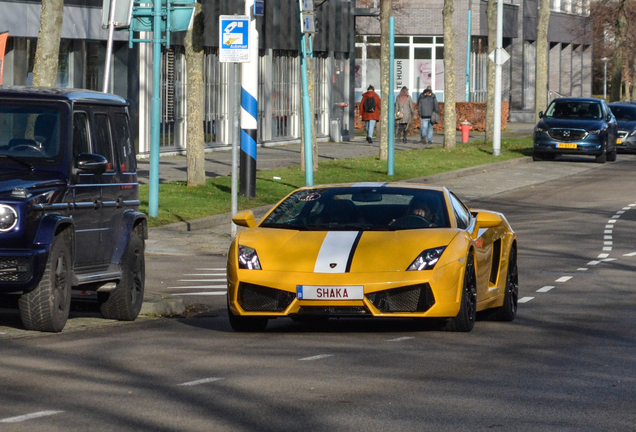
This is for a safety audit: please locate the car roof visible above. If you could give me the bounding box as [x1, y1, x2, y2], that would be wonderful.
[552, 97, 603, 103]
[295, 182, 448, 193]
[608, 101, 636, 106]
[0, 86, 128, 106]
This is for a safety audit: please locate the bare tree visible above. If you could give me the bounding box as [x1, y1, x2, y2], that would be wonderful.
[485, 0, 496, 143]
[379, 0, 392, 162]
[442, 0, 456, 149]
[610, 0, 627, 102]
[32, 0, 64, 87]
[535, 0, 550, 121]
[184, 2, 206, 186]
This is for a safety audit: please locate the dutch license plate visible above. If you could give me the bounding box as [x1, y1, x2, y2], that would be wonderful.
[557, 143, 578, 149]
[617, 138, 623, 144]
[297, 285, 364, 300]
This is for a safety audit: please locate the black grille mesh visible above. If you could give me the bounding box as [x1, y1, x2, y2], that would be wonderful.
[297, 306, 367, 315]
[548, 130, 586, 141]
[367, 284, 435, 313]
[239, 283, 295, 312]
[0, 257, 31, 282]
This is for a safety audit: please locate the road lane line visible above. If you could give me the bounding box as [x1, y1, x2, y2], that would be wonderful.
[587, 260, 601, 265]
[195, 268, 226, 271]
[577, 268, 588, 271]
[179, 377, 225, 386]
[608, 219, 618, 223]
[603, 247, 613, 251]
[624, 252, 636, 257]
[602, 258, 617, 262]
[536, 286, 555, 292]
[179, 279, 226, 282]
[605, 225, 614, 229]
[175, 292, 227, 296]
[598, 253, 610, 258]
[183, 274, 226, 276]
[611, 215, 620, 219]
[604, 230, 612, 234]
[518, 297, 534, 303]
[388, 337, 415, 342]
[555, 276, 572, 283]
[604, 241, 613, 245]
[0, 411, 64, 423]
[617, 211, 625, 214]
[167, 285, 227, 289]
[300, 354, 333, 361]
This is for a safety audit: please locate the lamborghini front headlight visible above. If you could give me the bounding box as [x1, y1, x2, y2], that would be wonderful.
[238, 245, 262, 270]
[407, 246, 446, 271]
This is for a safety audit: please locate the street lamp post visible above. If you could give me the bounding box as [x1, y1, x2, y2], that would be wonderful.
[601, 57, 609, 101]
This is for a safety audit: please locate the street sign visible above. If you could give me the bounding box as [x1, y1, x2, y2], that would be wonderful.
[254, 1, 264, 16]
[130, 6, 195, 32]
[219, 15, 250, 63]
[300, 13, 315, 33]
[102, 0, 134, 29]
[488, 47, 510, 66]
[299, 0, 314, 12]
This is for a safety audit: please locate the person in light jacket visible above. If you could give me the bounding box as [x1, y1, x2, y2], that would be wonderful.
[395, 86, 415, 143]
[417, 86, 439, 144]
[360, 85, 381, 143]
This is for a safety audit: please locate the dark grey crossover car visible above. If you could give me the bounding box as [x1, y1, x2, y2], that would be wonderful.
[533, 97, 617, 163]
[0, 87, 147, 332]
[608, 102, 636, 153]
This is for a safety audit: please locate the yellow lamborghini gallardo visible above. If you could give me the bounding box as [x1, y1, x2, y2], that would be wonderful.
[227, 183, 518, 332]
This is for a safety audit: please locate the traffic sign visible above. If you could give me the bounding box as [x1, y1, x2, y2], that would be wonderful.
[219, 15, 250, 63]
[488, 48, 510, 66]
[130, 6, 194, 32]
[254, 1, 264, 16]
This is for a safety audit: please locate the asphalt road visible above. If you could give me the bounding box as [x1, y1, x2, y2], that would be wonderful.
[1, 156, 636, 431]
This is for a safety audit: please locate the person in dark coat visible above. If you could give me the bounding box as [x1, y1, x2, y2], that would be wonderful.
[360, 85, 381, 143]
[417, 86, 439, 144]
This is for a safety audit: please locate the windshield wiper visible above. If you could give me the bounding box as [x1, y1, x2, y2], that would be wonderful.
[0, 154, 34, 170]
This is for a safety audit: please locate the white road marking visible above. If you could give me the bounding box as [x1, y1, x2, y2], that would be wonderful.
[604, 236, 612, 240]
[388, 337, 415, 342]
[604, 230, 613, 234]
[555, 276, 572, 283]
[624, 252, 636, 257]
[611, 215, 620, 219]
[179, 377, 224, 386]
[603, 247, 613, 251]
[598, 253, 610, 258]
[195, 268, 226, 271]
[577, 268, 588, 271]
[0, 411, 64, 423]
[518, 297, 534, 303]
[602, 258, 617, 262]
[608, 219, 618, 223]
[604, 241, 613, 245]
[536, 286, 555, 292]
[605, 225, 614, 229]
[623, 207, 631, 210]
[630, 204, 636, 207]
[300, 354, 334, 361]
[179, 279, 226, 282]
[587, 260, 601, 265]
[175, 292, 227, 296]
[617, 211, 625, 214]
[183, 273, 226, 276]
[167, 285, 227, 289]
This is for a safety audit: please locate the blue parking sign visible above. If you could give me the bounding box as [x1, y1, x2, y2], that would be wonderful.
[219, 15, 250, 63]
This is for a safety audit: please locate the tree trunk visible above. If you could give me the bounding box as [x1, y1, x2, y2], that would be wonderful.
[610, 2, 627, 102]
[443, 0, 456, 149]
[535, 0, 550, 123]
[32, 0, 64, 87]
[485, 0, 496, 143]
[379, 0, 392, 161]
[632, 55, 636, 100]
[184, 2, 206, 186]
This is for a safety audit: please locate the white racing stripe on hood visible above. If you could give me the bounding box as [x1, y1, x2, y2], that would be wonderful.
[314, 231, 360, 273]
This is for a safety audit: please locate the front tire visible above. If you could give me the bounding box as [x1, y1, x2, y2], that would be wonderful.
[596, 143, 607, 163]
[446, 252, 477, 332]
[532, 151, 543, 161]
[19, 234, 72, 332]
[99, 231, 145, 321]
[607, 148, 617, 162]
[491, 245, 518, 321]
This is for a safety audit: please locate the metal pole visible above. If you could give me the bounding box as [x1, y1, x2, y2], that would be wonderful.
[387, 17, 395, 176]
[602, 58, 608, 100]
[103, 0, 118, 93]
[240, 0, 258, 197]
[300, 34, 313, 186]
[493, 0, 503, 157]
[148, 0, 162, 217]
[231, 63, 240, 236]
[465, 9, 471, 102]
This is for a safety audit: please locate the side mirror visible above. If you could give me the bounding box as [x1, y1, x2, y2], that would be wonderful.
[474, 210, 503, 228]
[538, 111, 544, 119]
[232, 210, 257, 228]
[76, 153, 108, 174]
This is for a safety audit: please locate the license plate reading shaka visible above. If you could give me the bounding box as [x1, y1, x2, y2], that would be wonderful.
[297, 285, 364, 300]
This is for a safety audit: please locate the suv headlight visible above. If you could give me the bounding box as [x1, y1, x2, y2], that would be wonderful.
[0, 205, 18, 232]
[535, 127, 547, 133]
[407, 246, 446, 271]
[238, 245, 262, 270]
[587, 129, 601, 135]
[629, 129, 636, 137]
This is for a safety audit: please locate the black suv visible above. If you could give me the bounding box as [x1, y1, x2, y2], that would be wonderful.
[0, 87, 147, 332]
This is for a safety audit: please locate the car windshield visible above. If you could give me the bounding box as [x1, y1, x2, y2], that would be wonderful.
[260, 187, 451, 231]
[545, 101, 603, 120]
[0, 105, 63, 163]
[610, 105, 636, 121]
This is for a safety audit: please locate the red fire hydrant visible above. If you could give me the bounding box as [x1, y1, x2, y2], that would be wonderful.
[460, 121, 473, 143]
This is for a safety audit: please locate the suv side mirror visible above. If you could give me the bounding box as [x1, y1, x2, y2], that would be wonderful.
[538, 111, 544, 119]
[76, 153, 108, 174]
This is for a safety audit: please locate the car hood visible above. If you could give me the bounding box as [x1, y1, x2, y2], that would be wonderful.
[236, 228, 462, 273]
[0, 169, 67, 196]
[616, 120, 636, 131]
[538, 118, 606, 130]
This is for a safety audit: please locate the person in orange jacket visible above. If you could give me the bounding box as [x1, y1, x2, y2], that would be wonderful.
[360, 85, 381, 143]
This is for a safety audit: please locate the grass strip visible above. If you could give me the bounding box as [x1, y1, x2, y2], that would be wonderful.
[140, 137, 533, 227]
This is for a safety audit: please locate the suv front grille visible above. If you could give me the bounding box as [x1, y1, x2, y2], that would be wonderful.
[548, 129, 586, 141]
[238, 283, 295, 312]
[367, 284, 435, 313]
[0, 257, 32, 282]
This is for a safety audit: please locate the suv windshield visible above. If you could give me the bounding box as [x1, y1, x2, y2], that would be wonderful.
[0, 105, 63, 162]
[260, 187, 451, 231]
[610, 105, 636, 121]
[545, 101, 603, 120]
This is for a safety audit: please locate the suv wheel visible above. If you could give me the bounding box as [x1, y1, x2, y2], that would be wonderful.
[99, 231, 145, 321]
[596, 142, 607, 164]
[19, 234, 71, 332]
